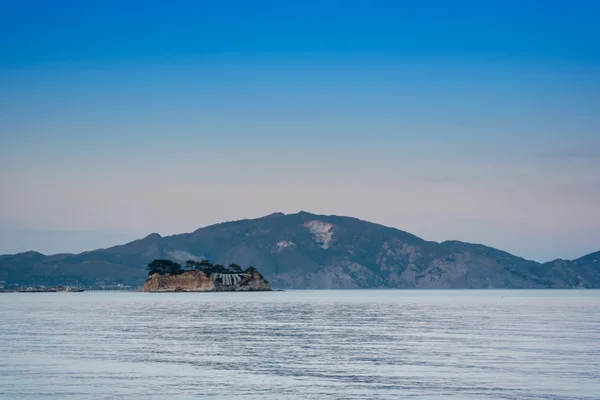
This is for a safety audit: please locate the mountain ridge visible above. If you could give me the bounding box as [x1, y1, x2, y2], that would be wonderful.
[1, 211, 598, 289]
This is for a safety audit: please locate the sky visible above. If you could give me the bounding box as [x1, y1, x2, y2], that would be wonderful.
[1, 0, 599, 261]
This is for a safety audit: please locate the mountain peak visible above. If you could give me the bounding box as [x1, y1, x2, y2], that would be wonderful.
[144, 233, 162, 240]
[265, 212, 285, 218]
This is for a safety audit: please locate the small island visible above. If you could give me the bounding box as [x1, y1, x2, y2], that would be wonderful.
[143, 259, 272, 292]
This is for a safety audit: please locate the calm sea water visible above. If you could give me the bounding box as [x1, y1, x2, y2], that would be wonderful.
[0, 290, 599, 399]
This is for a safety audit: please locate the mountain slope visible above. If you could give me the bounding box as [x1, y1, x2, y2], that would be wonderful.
[1, 212, 598, 288]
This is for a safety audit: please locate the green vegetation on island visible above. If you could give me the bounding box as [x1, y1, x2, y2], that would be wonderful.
[147, 259, 257, 277]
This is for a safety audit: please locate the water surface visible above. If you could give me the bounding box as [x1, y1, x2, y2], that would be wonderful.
[1, 290, 599, 399]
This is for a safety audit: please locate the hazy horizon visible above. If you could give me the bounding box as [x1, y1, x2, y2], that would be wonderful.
[2, 1, 599, 261]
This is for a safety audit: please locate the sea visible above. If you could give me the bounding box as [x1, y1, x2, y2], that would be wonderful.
[0, 290, 598, 399]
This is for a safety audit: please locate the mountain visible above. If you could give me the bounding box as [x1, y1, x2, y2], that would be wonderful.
[1, 211, 598, 288]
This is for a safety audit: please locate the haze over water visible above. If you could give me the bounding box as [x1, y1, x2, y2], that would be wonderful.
[1, 290, 598, 399]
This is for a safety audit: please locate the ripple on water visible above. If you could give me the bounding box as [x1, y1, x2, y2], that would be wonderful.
[0, 290, 599, 399]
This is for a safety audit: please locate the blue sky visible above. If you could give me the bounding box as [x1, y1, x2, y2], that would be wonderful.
[1, 0, 599, 260]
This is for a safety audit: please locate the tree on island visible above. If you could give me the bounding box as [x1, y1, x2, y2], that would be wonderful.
[147, 259, 258, 277]
[184, 260, 196, 271]
[228, 263, 243, 272]
[195, 259, 213, 270]
[147, 259, 182, 276]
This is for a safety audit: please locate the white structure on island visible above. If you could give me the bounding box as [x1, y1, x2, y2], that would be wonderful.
[212, 273, 249, 286]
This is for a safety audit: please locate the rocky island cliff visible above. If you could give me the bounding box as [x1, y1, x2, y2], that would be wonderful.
[142, 259, 271, 292]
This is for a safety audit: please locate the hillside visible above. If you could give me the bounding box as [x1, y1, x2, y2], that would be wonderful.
[1, 212, 598, 288]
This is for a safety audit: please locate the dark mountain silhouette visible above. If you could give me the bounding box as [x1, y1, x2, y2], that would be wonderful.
[1, 212, 598, 288]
